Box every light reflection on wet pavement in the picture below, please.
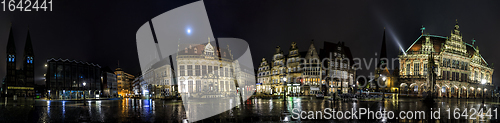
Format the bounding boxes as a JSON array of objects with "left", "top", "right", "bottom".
[{"left": 0, "top": 96, "right": 499, "bottom": 122}]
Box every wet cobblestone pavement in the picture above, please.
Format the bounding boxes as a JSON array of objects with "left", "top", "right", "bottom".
[{"left": 0, "top": 96, "right": 499, "bottom": 122}]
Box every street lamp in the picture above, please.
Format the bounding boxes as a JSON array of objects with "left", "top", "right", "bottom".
[
  {"left": 282, "top": 77, "right": 288, "bottom": 114},
  {"left": 83, "top": 82, "right": 87, "bottom": 100},
  {"left": 382, "top": 76, "right": 386, "bottom": 101},
  {"left": 482, "top": 79, "right": 486, "bottom": 104}
]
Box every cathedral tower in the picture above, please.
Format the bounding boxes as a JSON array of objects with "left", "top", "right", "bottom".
[
  {"left": 5, "top": 26, "right": 16, "bottom": 87},
  {"left": 23, "top": 30, "right": 35, "bottom": 86}
]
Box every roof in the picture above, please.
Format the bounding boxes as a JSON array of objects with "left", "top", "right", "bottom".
[
  {"left": 178, "top": 43, "right": 233, "bottom": 59},
  {"left": 319, "top": 41, "right": 355, "bottom": 65},
  {"left": 405, "top": 34, "right": 447, "bottom": 53},
  {"left": 46, "top": 58, "right": 101, "bottom": 68},
  {"left": 405, "top": 34, "right": 489, "bottom": 65},
  {"left": 465, "top": 43, "right": 488, "bottom": 65}
]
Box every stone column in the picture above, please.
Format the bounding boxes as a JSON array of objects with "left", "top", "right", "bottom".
[
  {"left": 465, "top": 88, "right": 469, "bottom": 98},
  {"left": 458, "top": 88, "right": 461, "bottom": 98}
]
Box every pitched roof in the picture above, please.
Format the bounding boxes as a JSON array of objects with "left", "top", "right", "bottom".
[
  {"left": 405, "top": 34, "right": 447, "bottom": 53},
  {"left": 178, "top": 43, "right": 233, "bottom": 59}
]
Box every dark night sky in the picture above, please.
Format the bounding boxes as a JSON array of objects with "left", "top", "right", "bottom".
[{"left": 0, "top": 0, "right": 499, "bottom": 86}]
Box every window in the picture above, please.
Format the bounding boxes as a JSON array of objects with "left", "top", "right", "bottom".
[
  {"left": 214, "top": 66, "right": 218, "bottom": 76},
  {"left": 188, "top": 80, "right": 193, "bottom": 93},
  {"left": 196, "top": 80, "right": 201, "bottom": 92},
  {"left": 194, "top": 48, "right": 198, "bottom": 53},
  {"left": 179, "top": 65, "right": 185, "bottom": 76},
  {"left": 406, "top": 64, "right": 411, "bottom": 75},
  {"left": 185, "top": 47, "right": 188, "bottom": 53},
  {"left": 442, "top": 71, "right": 447, "bottom": 80},
  {"left": 187, "top": 65, "right": 193, "bottom": 76},
  {"left": 423, "top": 63, "right": 428, "bottom": 75},
  {"left": 474, "top": 71, "right": 478, "bottom": 80},
  {"left": 202, "top": 65, "right": 207, "bottom": 76},
  {"left": 195, "top": 65, "right": 200, "bottom": 76}
]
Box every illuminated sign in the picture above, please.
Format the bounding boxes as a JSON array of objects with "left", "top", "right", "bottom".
[{"left": 7, "top": 87, "right": 34, "bottom": 90}]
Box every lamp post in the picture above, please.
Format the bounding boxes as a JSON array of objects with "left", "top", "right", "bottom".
[
  {"left": 83, "top": 82, "right": 87, "bottom": 100},
  {"left": 381, "top": 76, "right": 386, "bottom": 101},
  {"left": 283, "top": 77, "right": 288, "bottom": 113},
  {"left": 283, "top": 77, "right": 287, "bottom": 100},
  {"left": 482, "top": 79, "right": 486, "bottom": 104}
]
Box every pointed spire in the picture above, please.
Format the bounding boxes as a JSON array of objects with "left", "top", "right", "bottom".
[
  {"left": 380, "top": 28, "right": 387, "bottom": 59},
  {"left": 24, "top": 29, "right": 34, "bottom": 56},
  {"left": 7, "top": 26, "right": 16, "bottom": 54}
]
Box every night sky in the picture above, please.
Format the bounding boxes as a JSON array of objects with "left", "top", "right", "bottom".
[{"left": 0, "top": 0, "right": 499, "bottom": 86}]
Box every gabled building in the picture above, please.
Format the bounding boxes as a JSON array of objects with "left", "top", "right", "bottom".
[
  {"left": 270, "top": 46, "right": 286, "bottom": 95},
  {"left": 399, "top": 20, "right": 494, "bottom": 98},
  {"left": 257, "top": 58, "right": 270, "bottom": 94},
  {"left": 285, "top": 42, "right": 302, "bottom": 95},
  {"left": 319, "top": 41, "right": 356, "bottom": 94},
  {"left": 301, "top": 41, "right": 322, "bottom": 95}
]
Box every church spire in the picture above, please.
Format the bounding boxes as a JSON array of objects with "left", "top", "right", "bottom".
[
  {"left": 7, "top": 26, "right": 16, "bottom": 54},
  {"left": 24, "top": 30, "right": 34, "bottom": 56},
  {"left": 380, "top": 28, "right": 387, "bottom": 59}
]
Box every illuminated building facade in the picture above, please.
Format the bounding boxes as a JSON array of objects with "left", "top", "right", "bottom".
[
  {"left": 257, "top": 41, "right": 356, "bottom": 96},
  {"left": 257, "top": 58, "right": 271, "bottom": 94},
  {"left": 115, "top": 67, "right": 135, "bottom": 97},
  {"left": 270, "top": 46, "right": 286, "bottom": 95},
  {"left": 301, "top": 41, "right": 322, "bottom": 95},
  {"left": 3, "top": 27, "right": 35, "bottom": 97},
  {"left": 285, "top": 42, "right": 302, "bottom": 95},
  {"left": 136, "top": 60, "right": 174, "bottom": 99},
  {"left": 176, "top": 38, "right": 238, "bottom": 98},
  {"left": 320, "top": 41, "right": 355, "bottom": 94},
  {"left": 45, "top": 58, "right": 101, "bottom": 99},
  {"left": 399, "top": 21, "right": 494, "bottom": 98}
]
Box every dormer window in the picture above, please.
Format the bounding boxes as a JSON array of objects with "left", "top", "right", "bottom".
[
  {"left": 185, "top": 47, "right": 188, "bottom": 53},
  {"left": 194, "top": 48, "right": 198, "bottom": 54}
]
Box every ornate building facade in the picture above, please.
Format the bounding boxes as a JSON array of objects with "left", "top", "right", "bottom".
[
  {"left": 256, "top": 41, "right": 356, "bottom": 96},
  {"left": 3, "top": 27, "right": 35, "bottom": 97},
  {"left": 257, "top": 58, "right": 270, "bottom": 94},
  {"left": 270, "top": 46, "right": 286, "bottom": 95},
  {"left": 286, "top": 42, "right": 302, "bottom": 95},
  {"left": 399, "top": 21, "right": 494, "bottom": 98},
  {"left": 176, "top": 38, "right": 238, "bottom": 98},
  {"left": 320, "top": 41, "right": 356, "bottom": 94}
]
